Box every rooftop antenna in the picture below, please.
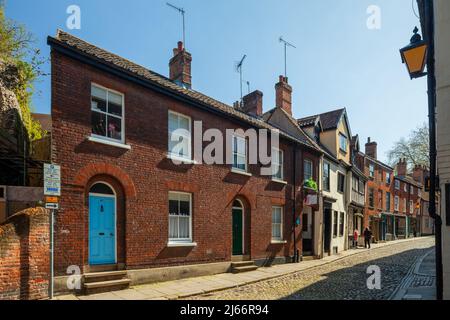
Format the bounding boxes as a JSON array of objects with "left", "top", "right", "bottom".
[
  {"left": 246, "top": 81, "right": 250, "bottom": 94},
  {"left": 279, "top": 36, "right": 296, "bottom": 78},
  {"left": 167, "top": 2, "right": 186, "bottom": 48},
  {"left": 235, "top": 54, "right": 247, "bottom": 106}
]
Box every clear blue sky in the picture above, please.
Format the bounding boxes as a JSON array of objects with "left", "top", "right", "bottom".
[{"left": 5, "top": 0, "right": 428, "bottom": 163}]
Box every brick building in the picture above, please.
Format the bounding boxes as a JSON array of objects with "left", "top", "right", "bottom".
[
  {"left": 47, "top": 31, "right": 323, "bottom": 293},
  {"left": 356, "top": 138, "right": 395, "bottom": 242}
]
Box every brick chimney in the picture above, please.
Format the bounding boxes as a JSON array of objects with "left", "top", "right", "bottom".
[
  {"left": 275, "top": 75, "right": 292, "bottom": 115},
  {"left": 365, "top": 137, "right": 378, "bottom": 159},
  {"left": 169, "top": 41, "right": 192, "bottom": 89},
  {"left": 242, "top": 90, "right": 263, "bottom": 116},
  {"left": 397, "top": 158, "right": 408, "bottom": 176},
  {"left": 413, "top": 164, "right": 429, "bottom": 184}
]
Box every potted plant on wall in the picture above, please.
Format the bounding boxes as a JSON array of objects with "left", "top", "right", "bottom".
[
  {"left": 303, "top": 178, "right": 319, "bottom": 208},
  {"left": 303, "top": 178, "right": 318, "bottom": 193}
]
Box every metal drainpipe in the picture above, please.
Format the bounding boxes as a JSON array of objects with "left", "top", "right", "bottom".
[
  {"left": 292, "top": 145, "right": 297, "bottom": 263},
  {"left": 424, "top": 0, "right": 443, "bottom": 301}
]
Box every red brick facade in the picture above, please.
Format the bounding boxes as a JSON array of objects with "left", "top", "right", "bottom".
[
  {"left": 50, "top": 46, "right": 321, "bottom": 276},
  {"left": 0, "top": 207, "right": 49, "bottom": 300}
]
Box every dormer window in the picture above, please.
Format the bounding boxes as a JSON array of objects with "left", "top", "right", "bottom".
[{"left": 339, "top": 133, "right": 348, "bottom": 153}]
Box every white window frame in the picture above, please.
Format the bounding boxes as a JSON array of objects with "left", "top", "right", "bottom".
[
  {"left": 410, "top": 186, "right": 414, "bottom": 195},
  {"left": 168, "top": 191, "right": 193, "bottom": 244},
  {"left": 386, "top": 172, "right": 391, "bottom": 184},
  {"left": 271, "top": 206, "right": 284, "bottom": 241},
  {"left": 339, "top": 133, "right": 348, "bottom": 152},
  {"left": 304, "top": 159, "right": 313, "bottom": 181},
  {"left": 90, "top": 83, "right": 125, "bottom": 144},
  {"left": 337, "top": 171, "right": 345, "bottom": 193},
  {"left": 168, "top": 110, "right": 192, "bottom": 161},
  {"left": 271, "top": 147, "right": 284, "bottom": 181},
  {"left": 232, "top": 134, "right": 248, "bottom": 173},
  {"left": 394, "top": 196, "right": 399, "bottom": 211},
  {"left": 403, "top": 198, "right": 407, "bottom": 213},
  {"left": 323, "top": 162, "right": 331, "bottom": 191},
  {"left": 395, "top": 180, "right": 400, "bottom": 190},
  {"left": 410, "top": 200, "right": 414, "bottom": 214}
]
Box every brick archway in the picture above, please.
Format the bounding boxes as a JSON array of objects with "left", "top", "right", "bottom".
[{"left": 74, "top": 163, "right": 137, "bottom": 199}]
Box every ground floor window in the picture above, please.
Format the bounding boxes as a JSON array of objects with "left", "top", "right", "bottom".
[
  {"left": 333, "top": 211, "right": 338, "bottom": 238},
  {"left": 272, "top": 206, "right": 283, "bottom": 241},
  {"left": 339, "top": 212, "right": 345, "bottom": 237},
  {"left": 168, "top": 192, "right": 192, "bottom": 242}
]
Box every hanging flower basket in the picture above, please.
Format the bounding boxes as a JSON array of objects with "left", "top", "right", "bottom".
[{"left": 303, "top": 178, "right": 318, "bottom": 193}]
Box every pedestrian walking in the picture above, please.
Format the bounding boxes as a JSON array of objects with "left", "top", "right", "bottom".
[
  {"left": 353, "top": 229, "right": 359, "bottom": 248},
  {"left": 364, "top": 227, "right": 372, "bottom": 249}
]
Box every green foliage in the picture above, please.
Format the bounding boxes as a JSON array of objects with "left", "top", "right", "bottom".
[
  {"left": 0, "top": 2, "right": 46, "bottom": 141},
  {"left": 303, "top": 178, "right": 318, "bottom": 192}
]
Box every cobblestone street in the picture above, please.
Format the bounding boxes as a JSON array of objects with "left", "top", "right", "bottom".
[{"left": 188, "top": 237, "right": 435, "bottom": 300}]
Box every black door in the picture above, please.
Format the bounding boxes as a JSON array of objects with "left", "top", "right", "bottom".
[{"left": 324, "top": 207, "right": 332, "bottom": 253}]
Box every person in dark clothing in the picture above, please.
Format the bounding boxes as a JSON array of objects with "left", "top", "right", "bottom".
[{"left": 364, "top": 227, "right": 373, "bottom": 249}]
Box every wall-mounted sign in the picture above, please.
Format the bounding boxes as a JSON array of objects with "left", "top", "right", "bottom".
[{"left": 44, "top": 164, "right": 61, "bottom": 196}]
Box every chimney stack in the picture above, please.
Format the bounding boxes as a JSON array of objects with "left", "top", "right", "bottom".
[
  {"left": 275, "top": 75, "right": 292, "bottom": 115},
  {"left": 365, "top": 137, "right": 378, "bottom": 160},
  {"left": 397, "top": 158, "right": 408, "bottom": 176},
  {"left": 242, "top": 90, "right": 263, "bottom": 116},
  {"left": 169, "top": 41, "right": 192, "bottom": 89},
  {"left": 413, "top": 164, "right": 429, "bottom": 184}
]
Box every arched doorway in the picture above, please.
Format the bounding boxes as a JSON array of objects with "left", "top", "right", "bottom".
[
  {"left": 232, "top": 199, "right": 244, "bottom": 256},
  {"left": 89, "top": 182, "right": 116, "bottom": 265}
]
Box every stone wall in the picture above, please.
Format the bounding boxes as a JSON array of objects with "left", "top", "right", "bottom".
[{"left": 0, "top": 207, "right": 49, "bottom": 300}]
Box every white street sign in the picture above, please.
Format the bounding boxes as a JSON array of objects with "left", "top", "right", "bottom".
[
  {"left": 44, "top": 164, "right": 61, "bottom": 196},
  {"left": 45, "top": 203, "right": 59, "bottom": 210}
]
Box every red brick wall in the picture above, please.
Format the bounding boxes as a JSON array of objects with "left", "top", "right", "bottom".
[
  {"left": 0, "top": 207, "right": 49, "bottom": 300},
  {"left": 51, "top": 51, "right": 321, "bottom": 275}
]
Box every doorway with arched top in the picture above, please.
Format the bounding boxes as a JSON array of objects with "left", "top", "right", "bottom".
[
  {"left": 88, "top": 182, "right": 117, "bottom": 265},
  {"left": 232, "top": 199, "right": 245, "bottom": 257}
]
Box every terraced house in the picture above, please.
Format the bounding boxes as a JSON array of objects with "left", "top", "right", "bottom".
[
  {"left": 299, "top": 108, "right": 354, "bottom": 255},
  {"left": 47, "top": 30, "right": 323, "bottom": 294}
]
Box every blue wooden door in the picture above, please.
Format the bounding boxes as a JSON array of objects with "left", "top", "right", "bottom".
[{"left": 89, "top": 196, "right": 116, "bottom": 265}]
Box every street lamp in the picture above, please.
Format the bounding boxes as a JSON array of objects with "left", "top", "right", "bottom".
[
  {"left": 400, "top": 0, "right": 443, "bottom": 301},
  {"left": 400, "top": 27, "right": 427, "bottom": 79}
]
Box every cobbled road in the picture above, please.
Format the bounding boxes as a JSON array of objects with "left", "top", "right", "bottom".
[{"left": 187, "top": 237, "right": 435, "bottom": 300}]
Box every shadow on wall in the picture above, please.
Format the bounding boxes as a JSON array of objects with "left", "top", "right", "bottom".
[{"left": 278, "top": 246, "right": 434, "bottom": 300}]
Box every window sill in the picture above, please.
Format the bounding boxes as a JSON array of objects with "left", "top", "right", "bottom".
[
  {"left": 87, "top": 136, "right": 131, "bottom": 150},
  {"left": 167, "top": 154, "right": 198, "bottom": 165},
  {"left": 167, "top": 242, "right": 197, "bottom": 248},
  {"left": 231, "top": 168, "right": 252, "bottom": 177},
  {"left": 271, "top": 179, "right": 288, "bottom": 185},
  {"left": 271, "top": 240, "right": 287, "bottom": 244}
]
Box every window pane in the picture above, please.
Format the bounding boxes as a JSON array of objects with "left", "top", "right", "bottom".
[
  {"left": 169, "top": 216, "right": 178, "bottom": 238},
  {"left": 169, "top": 113, "right": 178, "bottom": 132},
  {"left": 92, "top": 86, "right": 107, "bottom": 112},
  {"left": 179, "top": 116, "right": 190, "bottom": 131},
  {"left": 92, "top": 111, "right": 106, "bottom": 136},
  {"left": 179, "top": 217, "right": 190, "bottom": 238},
  {"left": 237, "top": 138, "right": 246, "bottom": 155},
  {"left": 272, "top": 224, "right": 281, "bottom": 238},
  {"left": 107, "top": 116, "right": 122, "bottom": 140},
  {"left": 179, "top": 200, "right": 190, "bottom": 216},
  {"left": 108, "top": 92, "right": 123, "bottom": 117},
  {"left": 169, "top": 199, "right": 178, "bottom": 215}
]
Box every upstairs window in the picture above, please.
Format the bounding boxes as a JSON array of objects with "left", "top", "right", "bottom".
[
  {"left": 369, "top": 188, "right": 375, "bottom": 208},
  {"left": 394, "top": 196, "right": 399, "bottom": 211},
  {"left": 91, "top": 84, "right": 124, "bottom": 142},
  {"left": 304, "top": 159, "right": 313, "bottom": 181},
  {"left": 232, "top": 135, "right": 247, "bottom": 172},
  {"left": 410, "top": 200, "right": 414, "bottom": 214},
  {"left": 168, "top": 111, "right": 192, "bottom": 160},
  {"left": 369, "top": 164, "right": 375, "bottom": 178},
  {"left": 410, "top": 186, "right": 414, "bottom": 195},
  {"left": 378, "top": 190, "right": 383, "bottom": 209},
  {"left": 272, "top": 148, "right": 284, "bottom": 181},
  {"left": 403, "top": 198, "right": 407, "bottom": 213},
  {"left": 337, "top": 172, "right": 345, "bottom": 193},
  {"left": 339, "top": 133, "right": 348, "bottom": 153},
  {"left": 386, "top": 172, "right": 391, "bottom": 184},
  {"left": 395, "top": 180, "right": 400, "bottom": 190},
  {"left": 386, "top": 192, "right": 391, "bottom": 211},
  {"left": 323, "top": 162, "right": 331, "bottom": 191}
]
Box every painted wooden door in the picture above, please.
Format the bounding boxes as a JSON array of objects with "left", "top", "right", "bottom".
[
  {"left": 232, "top": 209, "right": 243, "bottom": 255},
  {"left": 89, "top": 196, "right": 116, "bottom": 265}
]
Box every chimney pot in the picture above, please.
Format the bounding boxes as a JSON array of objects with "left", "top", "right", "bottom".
[
  {"left": 178, "top": 41, "right": 184, "bottom": 51},
  {"left": 365, "top": 138, "right": 378, "bottom": 160}
]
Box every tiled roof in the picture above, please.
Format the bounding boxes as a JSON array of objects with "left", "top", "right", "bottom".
[
  {"left": 395, "top": 175, "right": 422, "bottom": 188},
  {"left": 297, "top": 108, "right": 345, "bottom": 131},
  {"left": 49, "top": 30, "right": 320, "bottom": 152}
]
